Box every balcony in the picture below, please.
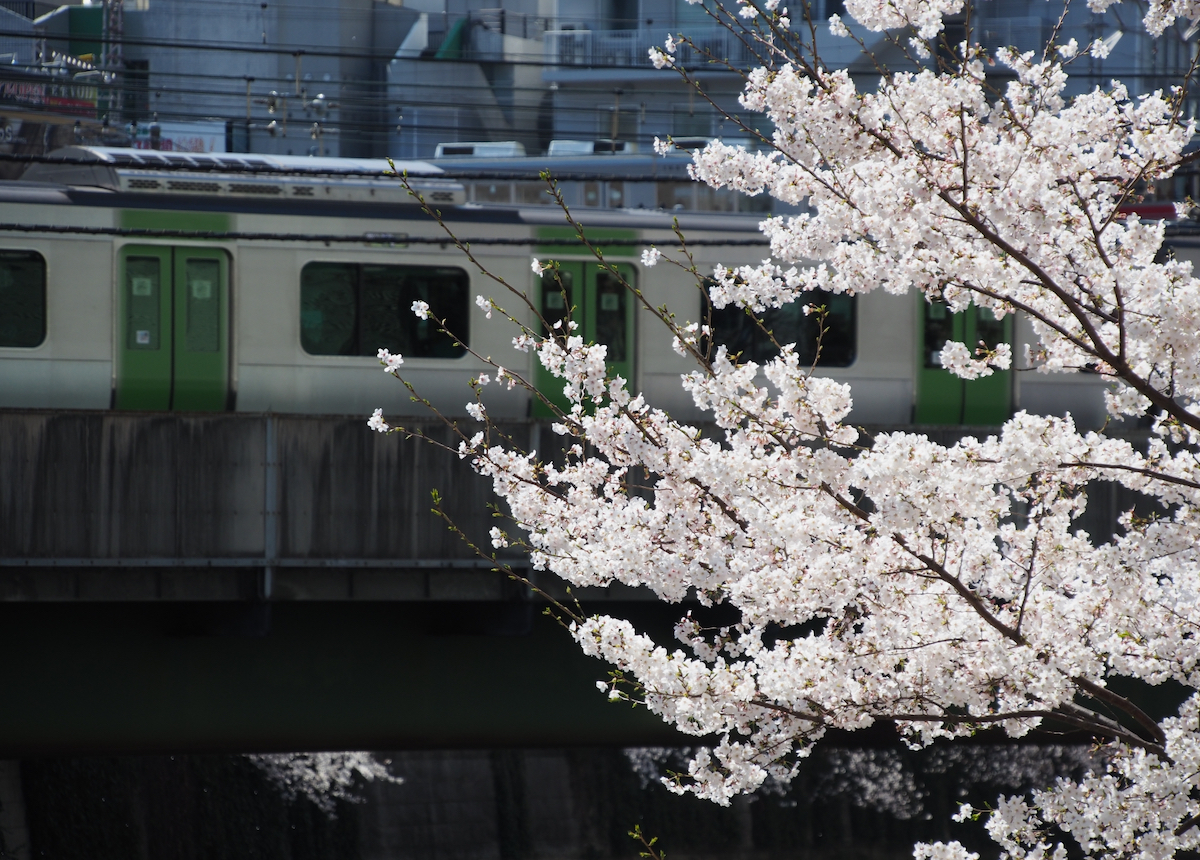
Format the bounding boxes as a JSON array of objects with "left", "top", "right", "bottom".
[{"left": 544, "top": 23, "right": 880, "bottom": 75}]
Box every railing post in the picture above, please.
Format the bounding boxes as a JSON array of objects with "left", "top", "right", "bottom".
[{"left": 262, "top": 413, "right": 279, "bottom": 600}]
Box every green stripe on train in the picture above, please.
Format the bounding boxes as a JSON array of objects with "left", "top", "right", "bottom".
[
  {"left": 536, "top": 226, "right": 637, "bottom": 258},
  {"left": 120, "top": 210, "right": 233, "bottom": 235}
]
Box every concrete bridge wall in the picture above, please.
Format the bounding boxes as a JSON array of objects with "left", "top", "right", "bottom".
[{"left": 0, "top": 410, "right": 1144, "bottom": 753}]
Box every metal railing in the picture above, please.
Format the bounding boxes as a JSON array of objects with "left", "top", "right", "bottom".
[{"left": 544, "top": 26, "right": 756, "bottom": 69}]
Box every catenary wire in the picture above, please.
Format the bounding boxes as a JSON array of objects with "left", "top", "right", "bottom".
[
  {"left": 4, "top": 26, "right": 1183, "bottom": 76},
  {"left": 1, "top": 27, "right": 729, "bottom": 71}
]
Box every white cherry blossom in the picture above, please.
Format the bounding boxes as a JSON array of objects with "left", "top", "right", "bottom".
[
  {"left": 376, "top": 348, "right": 403, "bottom": 376},
  {"left": 367, "top": 407, "right": 389, "bottom": 433}
]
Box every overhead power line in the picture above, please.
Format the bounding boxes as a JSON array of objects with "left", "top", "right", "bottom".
[
  {"left": 0, "top": 24, "right": 1183, "bottom": 77},
  {"left": 0, "top": 152, "right": 708, "bottom": 182},
  {"left": 0, "top": 27, "right": 681, "bottom": 72},
  {"left": 17, "top": 22, "right": 1182, "bottom": 77},
  {"left": 98, "top": 65, "right": 697, "bottom": 98}
]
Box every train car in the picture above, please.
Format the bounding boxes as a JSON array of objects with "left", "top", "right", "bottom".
[{"left": 0, "top": 146, "right": 1110, "bottom": 428}]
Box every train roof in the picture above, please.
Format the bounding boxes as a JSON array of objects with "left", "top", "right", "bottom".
[
  {"left": 1, "top": 146, "right": 771, "bottom": 237},
  {"left": 28, "top": 146, "right": 443, "bottom": 176},
  {"left": 427, "top": 151, "right": 698, "bottom": 180},
  {"left": 19, "top": 146, "right": 463, "bottom": 207}
]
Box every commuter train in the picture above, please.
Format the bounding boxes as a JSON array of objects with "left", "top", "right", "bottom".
[{"left": 0, "top": 146, "right": 1118, "bottom": 427}]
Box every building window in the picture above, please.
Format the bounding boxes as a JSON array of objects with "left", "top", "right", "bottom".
[
  {"left": 300, "top": 262, "right": 468, "bottom": 357},
  {"left": 516, "top": 183, "right": 554, "bottom": 205},
  {"left": 596, "top": 107, "right": 639, "bottom": 144},
  {"left": 675, "top": 0, "right": 713, "bottom": 25},
  {"left": 603, "top": 0, "right": 638, "bottom": 29},
  {"left": 0, "top": 250, "right": 46, "bottom": 348},
  {"left": 710, "top": 291, "right": 856, "bottom": 367},
  {"left": 672, "top": 106, "right": 712, "bottom": 139},
  {"left": 123, "top": 59, "right": 150, "bottom": 122},
  {"left": 473, "top": 182, "right": 512, "bottom": 204}
]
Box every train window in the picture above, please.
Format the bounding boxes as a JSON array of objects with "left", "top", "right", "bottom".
[
  {"left": 185, "top": 258, "right": 221, "bottom": 353},
  {"left": 738, "top": 193, "right": 773, "bottom": 214},
  {"left": 696, "top": 184, "right": 737, "bottom": 213},
  {"left": 516, "top": 183, "right": 553, "bottom": 205},
  {"left": 924, "top": 301, "right": 1007, "bottom": 367},
  {"left": 0, "top": 250, "right": 46, "bottom": 348},
  {"left": 657, "top": 182, "right": 692, "bottom": 210},
  {"left": 474, "top": 182, "right": 512, "bottom": 204},
  {"left": 595, "top": 269, "right": 628, "bottom": 362},
  {"left": 923, "top": 300, "right": 953, "bottom": 367},
  {"left": 300, "top": 262, "right": 468, "bottom": 358},
  {"left": 541, "top": 267, "right": 573, "bottom": 336},
  {"left": 710, "top": 291, "right": 856, "bottom": 367},
  {"left": 125, "top": 256, "right": 162, "bottom": 351}
]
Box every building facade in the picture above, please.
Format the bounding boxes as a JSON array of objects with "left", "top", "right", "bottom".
[{"left": 0, "top": 0, "right": 1187, "bottom": 161}]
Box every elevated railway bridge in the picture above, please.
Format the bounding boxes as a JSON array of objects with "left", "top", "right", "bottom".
[{"left": 0, "top": 410, "right": 1137, "bottom": 755}]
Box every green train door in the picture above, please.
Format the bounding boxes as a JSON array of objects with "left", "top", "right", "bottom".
[
  {"left": 116, "top": 245, "right": 231, "bottom": 411},
  {"left": 533, "top": 261, "right": 635, "bottom": 418},
  {"left": 915, "top": 299, "right": 1013, "bottom": 424}
]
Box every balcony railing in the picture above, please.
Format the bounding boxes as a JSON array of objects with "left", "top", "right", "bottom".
[
  {"left": 544, "top": 26, "right": 757, "bottom": 70},
  {"left": 544, "top": 23, "right": 885, "bottom": 71}
]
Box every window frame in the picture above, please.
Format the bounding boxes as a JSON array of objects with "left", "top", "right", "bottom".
[
  {"left": 707, "top": 289, "right": 857, "bottom": 368},
  {"left": 299, "top": 259, "right": 471, "bottom": 360},
  {"left": 0, "top": 249, "right": 47, "bottom": 350}
]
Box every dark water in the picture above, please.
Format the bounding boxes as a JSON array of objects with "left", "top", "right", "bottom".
[{"left": 10, "top": 744, "right": 1096, "bottom": 860}]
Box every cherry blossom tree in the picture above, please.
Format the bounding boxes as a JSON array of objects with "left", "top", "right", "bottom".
[{"left": 373, "top": 0, "right": 1200, "bottom": 856}]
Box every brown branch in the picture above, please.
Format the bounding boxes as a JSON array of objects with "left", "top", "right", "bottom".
[
  {"left": 1071, "top": 675, "right": 1167, "bottom": 747},
  {"left": 1062, "top": 461, "right": 1200, "bottom": 494},
  {"left": 816, "top": 480, "right": 1025, "bottom": 645}
]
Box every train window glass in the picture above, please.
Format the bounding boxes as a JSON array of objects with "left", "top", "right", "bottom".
[
  {"left": 541, "top": 268, "right": 574, "bottom": 339},
  {"left": 125, "top": 255, "right": 161, "bottom": 351},
  {"left": 738, "top": 193, "right": 773, "bottom": 214},
  {"left": 0, "top": 251, "right": 45, "bottom": 348},
  {"left": 301, "top": 263, "right": 356, "bottom": 355},
  {"left": 594, "top": 269, "right": 628, "bottom": 362},
  {"left": 185, "top": 258, "right": 221, "bottom": 352},
  {"left": 583, "top": 182, "right": 601, "bottom": 207},
  {"left": 516, "top": 183, "right": 553, "bottom": 205},
  {"left": 697, "top": 185, "right": 736, "bottom": 213},
  {"left": 607, "top": 182, "right": 625, "bottom": 208},
  {"left": 474, "top": 182, "right": 512, "bottom": 204},
  {"left": 301, "top": 262, "right": 469, "bottom": 358},
  {"left": 362, "top": 266, "right": 469, "bottom": 358},
  {"left": 657, "top": 182, "right": 693, "bottom": 211},
  {"left": 923, "top": 300, "right": 953, "bottom": 367},
  {"left": 711, "top": 291, "right": 856, "bottom": 367},
  {"left": 975, "top": 306, "right": 1005, "bottom": 351}
]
